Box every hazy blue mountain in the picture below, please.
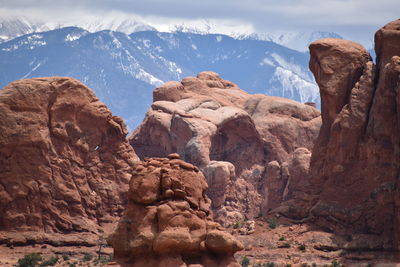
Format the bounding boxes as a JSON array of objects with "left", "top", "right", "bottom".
[{"left": 0, "top": 26, "right": 319, "bottom": 130}]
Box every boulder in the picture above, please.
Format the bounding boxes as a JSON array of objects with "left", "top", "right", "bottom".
[{"left": 108, "top": 154, "right": 243, "bottom": 267}]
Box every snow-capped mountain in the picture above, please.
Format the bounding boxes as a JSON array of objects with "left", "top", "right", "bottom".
[
  {"left": 0, "top": 26, "right": 319, "bottom": 130},
  {"left": 0, "top": 16, "right": 346, "bottom": 52},
  {"left": 69, "top": 17, "right": 156, "bottom": 35},
  {"left": 235, "top": 31, "right": 344, "bottom": 52},
  {"left": 0, "top": 17, "right": 51, "bottom": 42},
  {"left": 0, "top": 17, "right": 155, "bottom": 43}
]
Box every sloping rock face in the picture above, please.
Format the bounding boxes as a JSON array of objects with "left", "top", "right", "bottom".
[
  {"left": 285, "top": 19, "right": 400, "bottom": 250},
  {"left": 108, "top": 154, "right": 243, "bottom": 267},
  {"left": 130, "top": 72, "right": 321, "bottom": 224},
  {"left": 0, "top": 77, "right": 138, "bottom": 243}
]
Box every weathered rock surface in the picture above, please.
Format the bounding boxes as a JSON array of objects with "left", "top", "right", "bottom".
[
  {"left": 130, "top": 72, "right": 321, "bottom": 224},
  {"left": 0, "top": 77, "right": 138, "bottom": 244},
  {"left": 108, "top": 154, "right": 243, "bottom": 267},
  {"left": 283, "top": 19, "right": 400, "bottom": 250}
]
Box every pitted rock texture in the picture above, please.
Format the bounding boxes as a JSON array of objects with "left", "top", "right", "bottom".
[
  {"left": 0, "top": 77, "right": 138, "bottom": 243},
  {"left": 283, "top": 19, "right": 400, "bottom": 250},
  {"left": 108, "top": 154, "right": 243, "bottom": 267},
  {"left": 130, "top": 71, "right": 321, "bottom": 224}
]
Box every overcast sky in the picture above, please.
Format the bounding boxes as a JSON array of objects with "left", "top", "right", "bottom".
[{"left": 1, "top": 0, "right": 399, "bottom": 47}]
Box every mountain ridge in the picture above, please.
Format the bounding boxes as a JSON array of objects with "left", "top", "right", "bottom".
[{"left": 0, "top": 25, "right": 320, "bottom": 130}]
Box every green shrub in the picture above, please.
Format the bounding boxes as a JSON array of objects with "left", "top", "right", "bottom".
[
  {"left": 298, "top": 243, "right": 306, "bottom": 251},
  {"left": 82, "top": 253, "right": 93, "bottom": 262},
  {"left": 240, "top": 256, "right": 250, "bottom": 267},
  {"left": 265, "top": 263, "right": 275, "bottom": 267},
  {"left": 279, "top": 242, "right": 291, "bottom": 248},
  {"left": 40, "top": 256, "right": 59, "bottom": 266},
  {"left": 267, "top": 218, "right": 278, "bottom": 229},
  {"left": 61, "top": 252, "right": 71, "bottom": 261},
  {"left": 93, "top": 255, "right": 112, "bottom": 265},
  {"left": 279, "top": 236, "right": 285, "bottom": 241},
  {"left": 233, "top": 222, "right": 240, "bottom": 229},
  {"left": 331, "top": 260, "right": 341, "bottom": 267},
  {"left": 285, "top": 264, "right": 292, "bottom": 267},
  {"left": 18, "top": 253, "right": 43, "bottom": 267}
]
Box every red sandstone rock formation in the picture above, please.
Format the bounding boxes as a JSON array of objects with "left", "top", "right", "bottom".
[
  {"left": 108, "top": 154, "right": 243, "bottom": 267},
  {"left": 0, "top": 77, "right": 138, "bottom": 244},
  {"left": 281, "top": 19, "right": 400, "bottom": 250},
  {"left": 130, "top": 72, "right": 321, "bottom": 224}
]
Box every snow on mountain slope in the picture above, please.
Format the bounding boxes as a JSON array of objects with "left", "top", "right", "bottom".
[
  {"left": 262, "top": 52, "right": 319, "bottom": 103},
  {"left": 0, "top": 27, "right": 320, "bottom": 130},
  {"left": 235, "top": 31, "right": 344, "bottom": 52},
  {"left": 0, "top": 17, "right": 155, "bottom": 43},
  {"left": 0, "top": 17, "right": 52, "bottom": 42},
  {"left": 71, "top": 17, "right": 156, "bottom": 34}
]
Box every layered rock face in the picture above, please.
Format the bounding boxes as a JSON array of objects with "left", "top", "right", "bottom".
[
  {"left": 108, "top": 154, "right": 243, "bottom": 267},
  {"left": 285, "top": 19, "right": 400, "bottom": 249},
  {"left": 130, "top": 72, "right": 321, "bottom": 223},
  {"left": 0, "top": 77, "right": 138, "bottom": 242}
]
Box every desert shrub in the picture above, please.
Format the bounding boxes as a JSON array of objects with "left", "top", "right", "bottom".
[
  {"left": 61, "top": 252, "right": 71, "bottom": 261},
  {"left": 93, "top": 255, "right": 112, "bottom": 266},
  {"left": 39, "top": 256, "right": 59, "bottom": 266},
  {"left": 83, "top": 252, "right": 93, "bottom": 262},
  {"left": 241, "top": 256, "right": 250, "bottom": 267},
  {"left": 279, "top": 236, "right": 285, "bottom": 241},
  {"left": 254, "top": 262, "right": 276, "bottom": 267},
  {"left": 331, "top": 260, "right": 341, "bottom": 267},
  {"left": 18, "top": 253, "right": 43, "bottom": 267},
  {"left": 298, "top": 243, "right": 306, "bottom": 251},
  {"left": 279, "top": 242, "right": 291, "bottom": 248},
  {"left": 267, "top": 218, "right": 278, "bottom": 229}
]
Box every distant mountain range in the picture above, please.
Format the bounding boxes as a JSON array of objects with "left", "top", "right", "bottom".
[
  {"left": 0, "top": 17, "right": 155, "bottom": 42},
  {"left": 0, "top": 17, "right": 344, "bottom": 51},
  {"left": 235, "top": 31, "right": 344, "bottom": 52},
  {"left": 0, "top": 17, "right": 337, "bottom": 130}
]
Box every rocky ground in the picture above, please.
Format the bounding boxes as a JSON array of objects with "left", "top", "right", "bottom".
[
  {"left": 3, "top": 219, "right": 400, "bottom": 267},
  {"left": 233, "top": 219, "right": 400, "bottom": 266},
  {"left": 0, "top": 244, "right": 115, "bottom": 267}
]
